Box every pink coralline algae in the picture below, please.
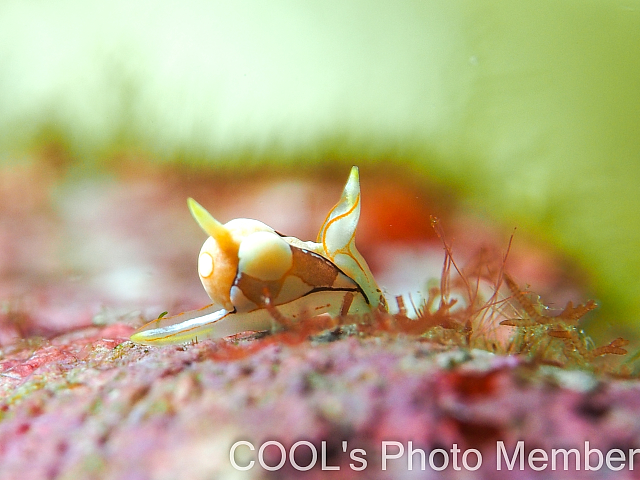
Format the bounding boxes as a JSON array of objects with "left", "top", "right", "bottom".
[{"left": 0, "top": 325, "right": 639, "bottom": 480}]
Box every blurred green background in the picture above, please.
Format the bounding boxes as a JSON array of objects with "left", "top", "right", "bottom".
[{"left": 1, "top": 0, "right": 639, "bottom": 339}]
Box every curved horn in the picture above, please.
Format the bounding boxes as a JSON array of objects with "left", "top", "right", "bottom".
[
  {"left": 316, "top": 166, "right": 385, "bottom": 309},
  {"left": 187, "top": 198, "right": 237, "bottom": 254},
  {"left": 316, "top": 165, "right": 361, "bottom": 254}
]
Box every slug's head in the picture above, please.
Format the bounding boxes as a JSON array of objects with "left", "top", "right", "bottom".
[{"left": 188, "top": 198, "right": 274, "bottom": 311}]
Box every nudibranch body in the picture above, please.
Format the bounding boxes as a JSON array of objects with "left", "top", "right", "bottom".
[{"left": 131, "top": 166, "right": 386, "bottom": 345}]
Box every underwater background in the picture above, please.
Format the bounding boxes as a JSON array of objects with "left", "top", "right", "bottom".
[{"left": 1, "top": 0, "right": 639, "bottom": 342}]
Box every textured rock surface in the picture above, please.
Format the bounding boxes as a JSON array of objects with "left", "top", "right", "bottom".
[{"left": 1, "top": 324, "right": 639, "bottom": 480}]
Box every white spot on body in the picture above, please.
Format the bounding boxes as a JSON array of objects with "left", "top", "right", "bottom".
[{"left": 198, "top": 252, "right": 214, "bottom": 277}]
